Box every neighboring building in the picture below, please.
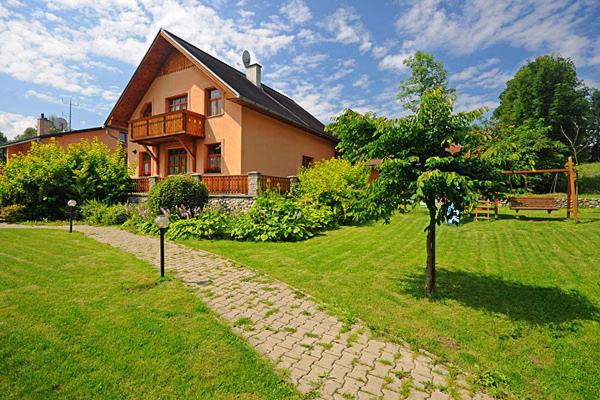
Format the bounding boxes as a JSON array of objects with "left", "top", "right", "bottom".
[
  {"left": 0, "top": 114, "right": 123, "bottom": 159},
  {"left": 105, "top": 29, "right": 336, "bottom": 187}
]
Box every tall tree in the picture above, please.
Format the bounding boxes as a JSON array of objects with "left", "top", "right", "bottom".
[
  {"left": 589, "top": 88, "right": 600, "bottom": 161},
  {"left": 330, "top": 89, "right": 501, "bottom": 295},
  {"left": 494, "top": 55, "right": 590, "bottom": 153},
  {"left": 12, "top": 127, "right": 38, "bottom": 142},
  {"left": 0, "top": 131, "right": 7, "bottom": 163},
  {"left": 397, "top": 51, "right": 455, "bottom": 112}
]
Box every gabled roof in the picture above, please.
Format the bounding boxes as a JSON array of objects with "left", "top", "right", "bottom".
[
  {"left": 0, "top": 126, "right": 104, "bottom": 149},
  {"left": 105, "top": 29, "right": 336, "bottom": 142}
]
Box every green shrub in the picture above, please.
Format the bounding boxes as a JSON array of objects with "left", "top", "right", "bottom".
[
  {"left": 295, "top": 158, "right": 370, "bottom": 223},
  {"left": 80, "top": 200, "right": 130, "bottom": 226},
  {"left": 0, "top": 204, "right": 26, "bottom": 223},
  {"left": 229, "top": 192, "right": 335, "bottom": 241},
  {"left": 0, "top": 140, "right": 131, "bottom": 220},
  {"left": 166, "top": 210, "right": 230, "bottom": 240},
  {"left": 147, "top": 176, "right": 208, "bottom": 217},
  {"left": 122, "top": 213, "right": 160, "bottom": 236}
]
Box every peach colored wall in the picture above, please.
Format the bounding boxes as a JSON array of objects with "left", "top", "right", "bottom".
[
  {"left": 240, "top": 107, "right": 336, "bottom": 176},
  {"left": 48, "top": 129, "right": 121, "bottom": 152},
  {"left": 6, "top": 141, "right": 33, "bottom": 159},
  {"left": 127, "top": 65, "right": 243, "bottom": 177},
  {"left": 5, "top": 128, "right": 121, "bottom": 160}
]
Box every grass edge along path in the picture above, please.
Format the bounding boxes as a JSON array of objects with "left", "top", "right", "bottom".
[{"left": 0, "top": 228, "right": 299, "bottom": 400}]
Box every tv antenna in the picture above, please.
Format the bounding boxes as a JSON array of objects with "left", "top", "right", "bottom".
[{"left": 62, "top": 97, "right": 79, "bottom": 131}]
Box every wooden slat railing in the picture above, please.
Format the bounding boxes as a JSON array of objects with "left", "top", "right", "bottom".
[
  {"left": 131, "top": 177, "right": 150, "bottom": 193},
  {"left": 260, "top": 175, "right": 291, "bottom": 193},
  {"left": 202, "top": 175, "right": 248, "bottom": 194},
  {"left": 130, "top": 110, "right": 205, "bottom": 142}
]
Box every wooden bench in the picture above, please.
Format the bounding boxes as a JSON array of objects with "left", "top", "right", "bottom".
[{"left": 508, "top": 197, "right": 560, "bottom": 213}]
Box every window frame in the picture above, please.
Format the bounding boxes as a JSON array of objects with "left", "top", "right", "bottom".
[
  {"left": 165, "top": 94, "right": 188, "bottom": 113},
  {"left": 141, "top": 102, "right": 153, "bottom": 118},
  {"left": 302, "top": 156, "right": 314, "bottom": 168},
  {"left": 139, "top": 152, "right": 152, "bottom": 177},
  {"left": 206, "top": 88, "right": 224, "bottom": 117},
  {"left": 205, "top": 143, "right": 222, "bottom": 173},
  {"left": 167, "top": 148, "right": 188, "bottom": 176}
]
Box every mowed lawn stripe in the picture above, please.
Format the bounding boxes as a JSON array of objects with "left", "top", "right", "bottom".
[
  {"left": 0, "top": 228, "right": 298, "bottom": 400},
  {"left": 184, "top": 208, "right": 600, "bottom": 399}
]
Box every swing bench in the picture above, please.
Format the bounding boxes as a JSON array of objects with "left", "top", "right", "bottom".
[
  {"left": 502, "top": 157, "right": 579, "bottom": 222},
  {"left": 508, "top": 197, "right": 559, "bottom": 213}
]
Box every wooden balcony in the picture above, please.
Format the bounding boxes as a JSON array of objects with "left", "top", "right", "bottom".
[{"left": 130, "top": 110, "right": 205, "bottom": 144}]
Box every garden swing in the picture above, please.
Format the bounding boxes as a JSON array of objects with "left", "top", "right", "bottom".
[{"left": 502, "top": 156, "right": 578, "bottom": 223}]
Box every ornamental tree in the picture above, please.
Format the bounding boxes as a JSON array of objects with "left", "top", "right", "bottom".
[{"left": 330, "top": 88, "right": 503, "bottom": 295}]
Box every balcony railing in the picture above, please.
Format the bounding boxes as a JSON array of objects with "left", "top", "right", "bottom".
[{"left": 130, "top": 110, "right": 205, "bottom": 143}]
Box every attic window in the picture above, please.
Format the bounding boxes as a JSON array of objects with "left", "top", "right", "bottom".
[
  {"left": 167, "top": 95, "right": 187, "bottom": 112},
  {"left": 207, "top": 88, "right": 223, "bottom": 116},
  {"left": 141, "top": 102, "right": 152, "bottom": 118}
]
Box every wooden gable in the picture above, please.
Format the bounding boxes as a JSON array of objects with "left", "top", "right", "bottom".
[{"left": 158, "top": 51, "right": 194, "bottom": 76}]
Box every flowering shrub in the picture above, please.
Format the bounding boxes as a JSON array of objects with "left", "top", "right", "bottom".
[{"left": 147, "top": 176, "right": 208, "bottom": 217}]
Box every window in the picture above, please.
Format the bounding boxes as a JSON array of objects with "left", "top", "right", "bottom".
[
  {"left": 141, "top": 102, "right": 152, "bottom": 118},
  {"left": 207, "top": 88, "right": 223, "bottom": 116},
  {"left": 118, "top": 131, "right": 127, "bottom": 145},
  {"left": 206, "top": 143, "right": 222, "bottom": 173},
  {"left": 168, "top": 149, "right": 187, "bottom": 175},
  {"left": 167, "top": 95, "right": 188, "bottom": 112},
  {"left": 302, "top": 156, "right": 314, "bottom": 168},
  {"left": 139, "top": 152, "right": 152, "bottom": 177}
]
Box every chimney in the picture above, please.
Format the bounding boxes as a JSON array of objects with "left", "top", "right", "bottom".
[
  {"left": 36, "top": 113, "right": 50, "bottom": 135},
  {"left": 246, "top": 63, "right": 262, "bottom": 87}
]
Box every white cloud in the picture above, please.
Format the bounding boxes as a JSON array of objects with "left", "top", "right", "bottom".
[
  {"left": 378, "top": 53, "right": 411, "bottom": 73},
  {"left": 280, "top": 0, "right": 312, "bottom": 25},
  {"left": 353, "top": 74, "right": 369, "bottom": 89},
  {"left": 320, "top": 8, "right": 372, "bottom": 53},
  {"left": 452, "top": 58, "right": 512, "bottom": 89},
  {"left": 0, "top": 112, "right": 37, "bottom": 139},
  {"left": 455, "top": 93, "right": 498, "bottom": 113},
  {"left": 25, "top": 90, "right": 63, "bottom": 105},
  {"left": 396, "top": 0, "right": 600, "bottom": 66}
]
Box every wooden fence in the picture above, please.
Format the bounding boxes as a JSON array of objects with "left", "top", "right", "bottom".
[
  {"left": 132, "top": 177, "right": 149, "bottom": 193},
  {"left": 202, "top": 175, "right": 248, "bottom": 194},
  {"left": 260, "top": 175, "right": 291, "bottom": 193}
]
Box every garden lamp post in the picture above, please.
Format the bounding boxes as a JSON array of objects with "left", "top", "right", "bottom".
[
  {"left": 67, "top": 200, "right": 77, "bottom": 233},
  {"left": 154, "top": 214, "right": 170, "bottom": 277}
]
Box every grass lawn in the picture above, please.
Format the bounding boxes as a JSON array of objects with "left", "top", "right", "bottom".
[
  {"left": 182, "top": 208, "right": 600, "bottom": 399},
  {"left": 579, "top": 162, "right": 600, "bottom": 194},
  {"left": 0, "top": 229, "right": 298, "bottom": 400}
]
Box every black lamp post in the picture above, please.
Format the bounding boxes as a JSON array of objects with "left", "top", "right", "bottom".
[
  {"left": 67, "top": 200, "right": 77, "bottom": 233},
  {"left": 154, "top": 214, "right": 170, "bottom": 277}
]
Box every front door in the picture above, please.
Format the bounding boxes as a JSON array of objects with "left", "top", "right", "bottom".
[{"left": 168, "top": 148, "right": 187, "bottom": 175}]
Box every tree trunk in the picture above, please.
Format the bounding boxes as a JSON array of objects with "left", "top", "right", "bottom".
[{"left": 425, "top": 205, "right": 437, "bottom": 295}]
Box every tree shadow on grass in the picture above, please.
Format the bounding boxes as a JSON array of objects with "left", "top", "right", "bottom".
[{"left": 400, "top": 269, "right": 600, "bottom": 327}]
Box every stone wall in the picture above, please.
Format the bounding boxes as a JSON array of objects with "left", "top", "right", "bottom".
[
  {"left": 553, "top": 197, "right": 600, "bottom": 208},
  {"left": 127, "top": 193, "right": 254, "bottom": 213}
]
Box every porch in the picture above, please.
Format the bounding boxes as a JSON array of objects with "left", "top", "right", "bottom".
[{"left": 131, "top": 172, "right": 295, "bottom": 197}]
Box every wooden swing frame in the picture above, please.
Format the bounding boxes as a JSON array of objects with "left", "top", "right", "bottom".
[{"left": 502, "top": 157, "right": 578, "bottom": 223}]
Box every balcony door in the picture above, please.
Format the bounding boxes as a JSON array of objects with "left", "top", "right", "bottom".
[{"left": 168, "top": 148, "right": 187, "bottom": 175}]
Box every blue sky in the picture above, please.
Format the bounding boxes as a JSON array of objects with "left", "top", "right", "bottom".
[{"left": 1, "top": 0, "right": 599, "bottom": 139}]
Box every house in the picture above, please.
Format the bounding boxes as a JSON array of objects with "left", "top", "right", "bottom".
[
  {"left": 0, "top": 114, "right": 123, "bottom": 159},
  {"left": 105, "top": 29, "right": 336, "bottom": 195}
]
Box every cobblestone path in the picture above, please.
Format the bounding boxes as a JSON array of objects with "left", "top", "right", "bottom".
[{"left": 2, "top": 224, "right": 492, "bottom": 400}]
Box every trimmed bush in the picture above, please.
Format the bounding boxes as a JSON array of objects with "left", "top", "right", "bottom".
[
  {"left": 80, "top": 200, "right": 130, "bottom": 226},
  {"left": 147, "top": 176, "right": 208, "bottom": 217},
  {"left": 295, "top": 158, "right": 370, "bottom": 223},
  {"left": 0, "top": 204, "right": 26, "bottom": 223}
]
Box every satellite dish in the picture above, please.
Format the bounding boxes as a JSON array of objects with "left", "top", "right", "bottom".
[
  {"left": 242, "top": 50, "right": 251, "bottom": 67},
  {"left": 54, "top": 117, "right": 69, "bottom": 132}
]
